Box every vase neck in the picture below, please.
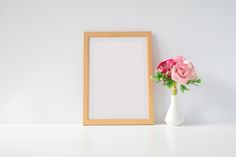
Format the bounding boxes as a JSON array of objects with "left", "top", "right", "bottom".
[{"left": 171, "top": 94, "right": 176, "bottom": 103}]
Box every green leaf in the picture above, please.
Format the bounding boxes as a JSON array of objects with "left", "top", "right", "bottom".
[
  {"left": 180, "top": 84, "right": 190, "bottom": 93},
  {"left": 151, "top": 72, "right": 176, "bottom": 89},
  {"left": 187, "top": 78, "right": 202, "bottom": 85},
  {"left": 157, "top": 72, "right": 163, "bottom": 79},
  {"left": 162, "top": 78, "right": 175, "bottom": 89},
  {"left": 150, "top": 72, "right": 164, "bottom": 82}
]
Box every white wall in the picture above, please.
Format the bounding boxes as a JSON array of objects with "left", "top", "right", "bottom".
[{"left": 0, "top": 0, "right": 235, "bottom": 123}]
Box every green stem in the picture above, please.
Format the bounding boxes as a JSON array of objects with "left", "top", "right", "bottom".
[{"left": 171, "top": 82, "right": 177, "bottom": 95}]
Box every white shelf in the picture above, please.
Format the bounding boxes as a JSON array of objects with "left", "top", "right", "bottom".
[{"left": 0, "top": 123, "right": 235, "bottom": 157}]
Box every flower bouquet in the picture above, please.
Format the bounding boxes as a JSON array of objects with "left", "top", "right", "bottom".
[{"left": 151, "top": 56, "right": 201, "bottom": 125}]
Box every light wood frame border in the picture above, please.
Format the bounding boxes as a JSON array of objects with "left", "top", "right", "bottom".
[{"left": 83, "top": 32, "right": 154, "bottom": 125}]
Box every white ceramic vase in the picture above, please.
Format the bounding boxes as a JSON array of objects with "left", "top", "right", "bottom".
[{"left": 165, "top": 95, "right": 184, "bottom": 126}]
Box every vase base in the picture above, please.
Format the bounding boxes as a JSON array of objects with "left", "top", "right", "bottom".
[{"left": 165, "top": 120, "right": 184, "bottom": 126}]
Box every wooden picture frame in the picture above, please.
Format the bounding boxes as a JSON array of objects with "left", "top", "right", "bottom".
[{"left": 83, "top": 32, "right": 154, "bottom": 125}]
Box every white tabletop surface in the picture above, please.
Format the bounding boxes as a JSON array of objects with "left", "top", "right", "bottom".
[{"left": 0, "top": 123, "right": 235, "bottom": 157}]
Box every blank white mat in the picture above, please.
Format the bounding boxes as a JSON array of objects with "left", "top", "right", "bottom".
[{"left": 89, "top": 37, "right": 148, "bottom": 119}]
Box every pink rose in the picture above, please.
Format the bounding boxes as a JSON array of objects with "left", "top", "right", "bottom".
[
  {"left": 157, "top": 59, "right": 177, "bottom": 78},
  {"left": 172, "top": 56, "right": 185, "bottom": 63},
  {"left": 171, "top": 61, "right": 197, "bottom": 84}
]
